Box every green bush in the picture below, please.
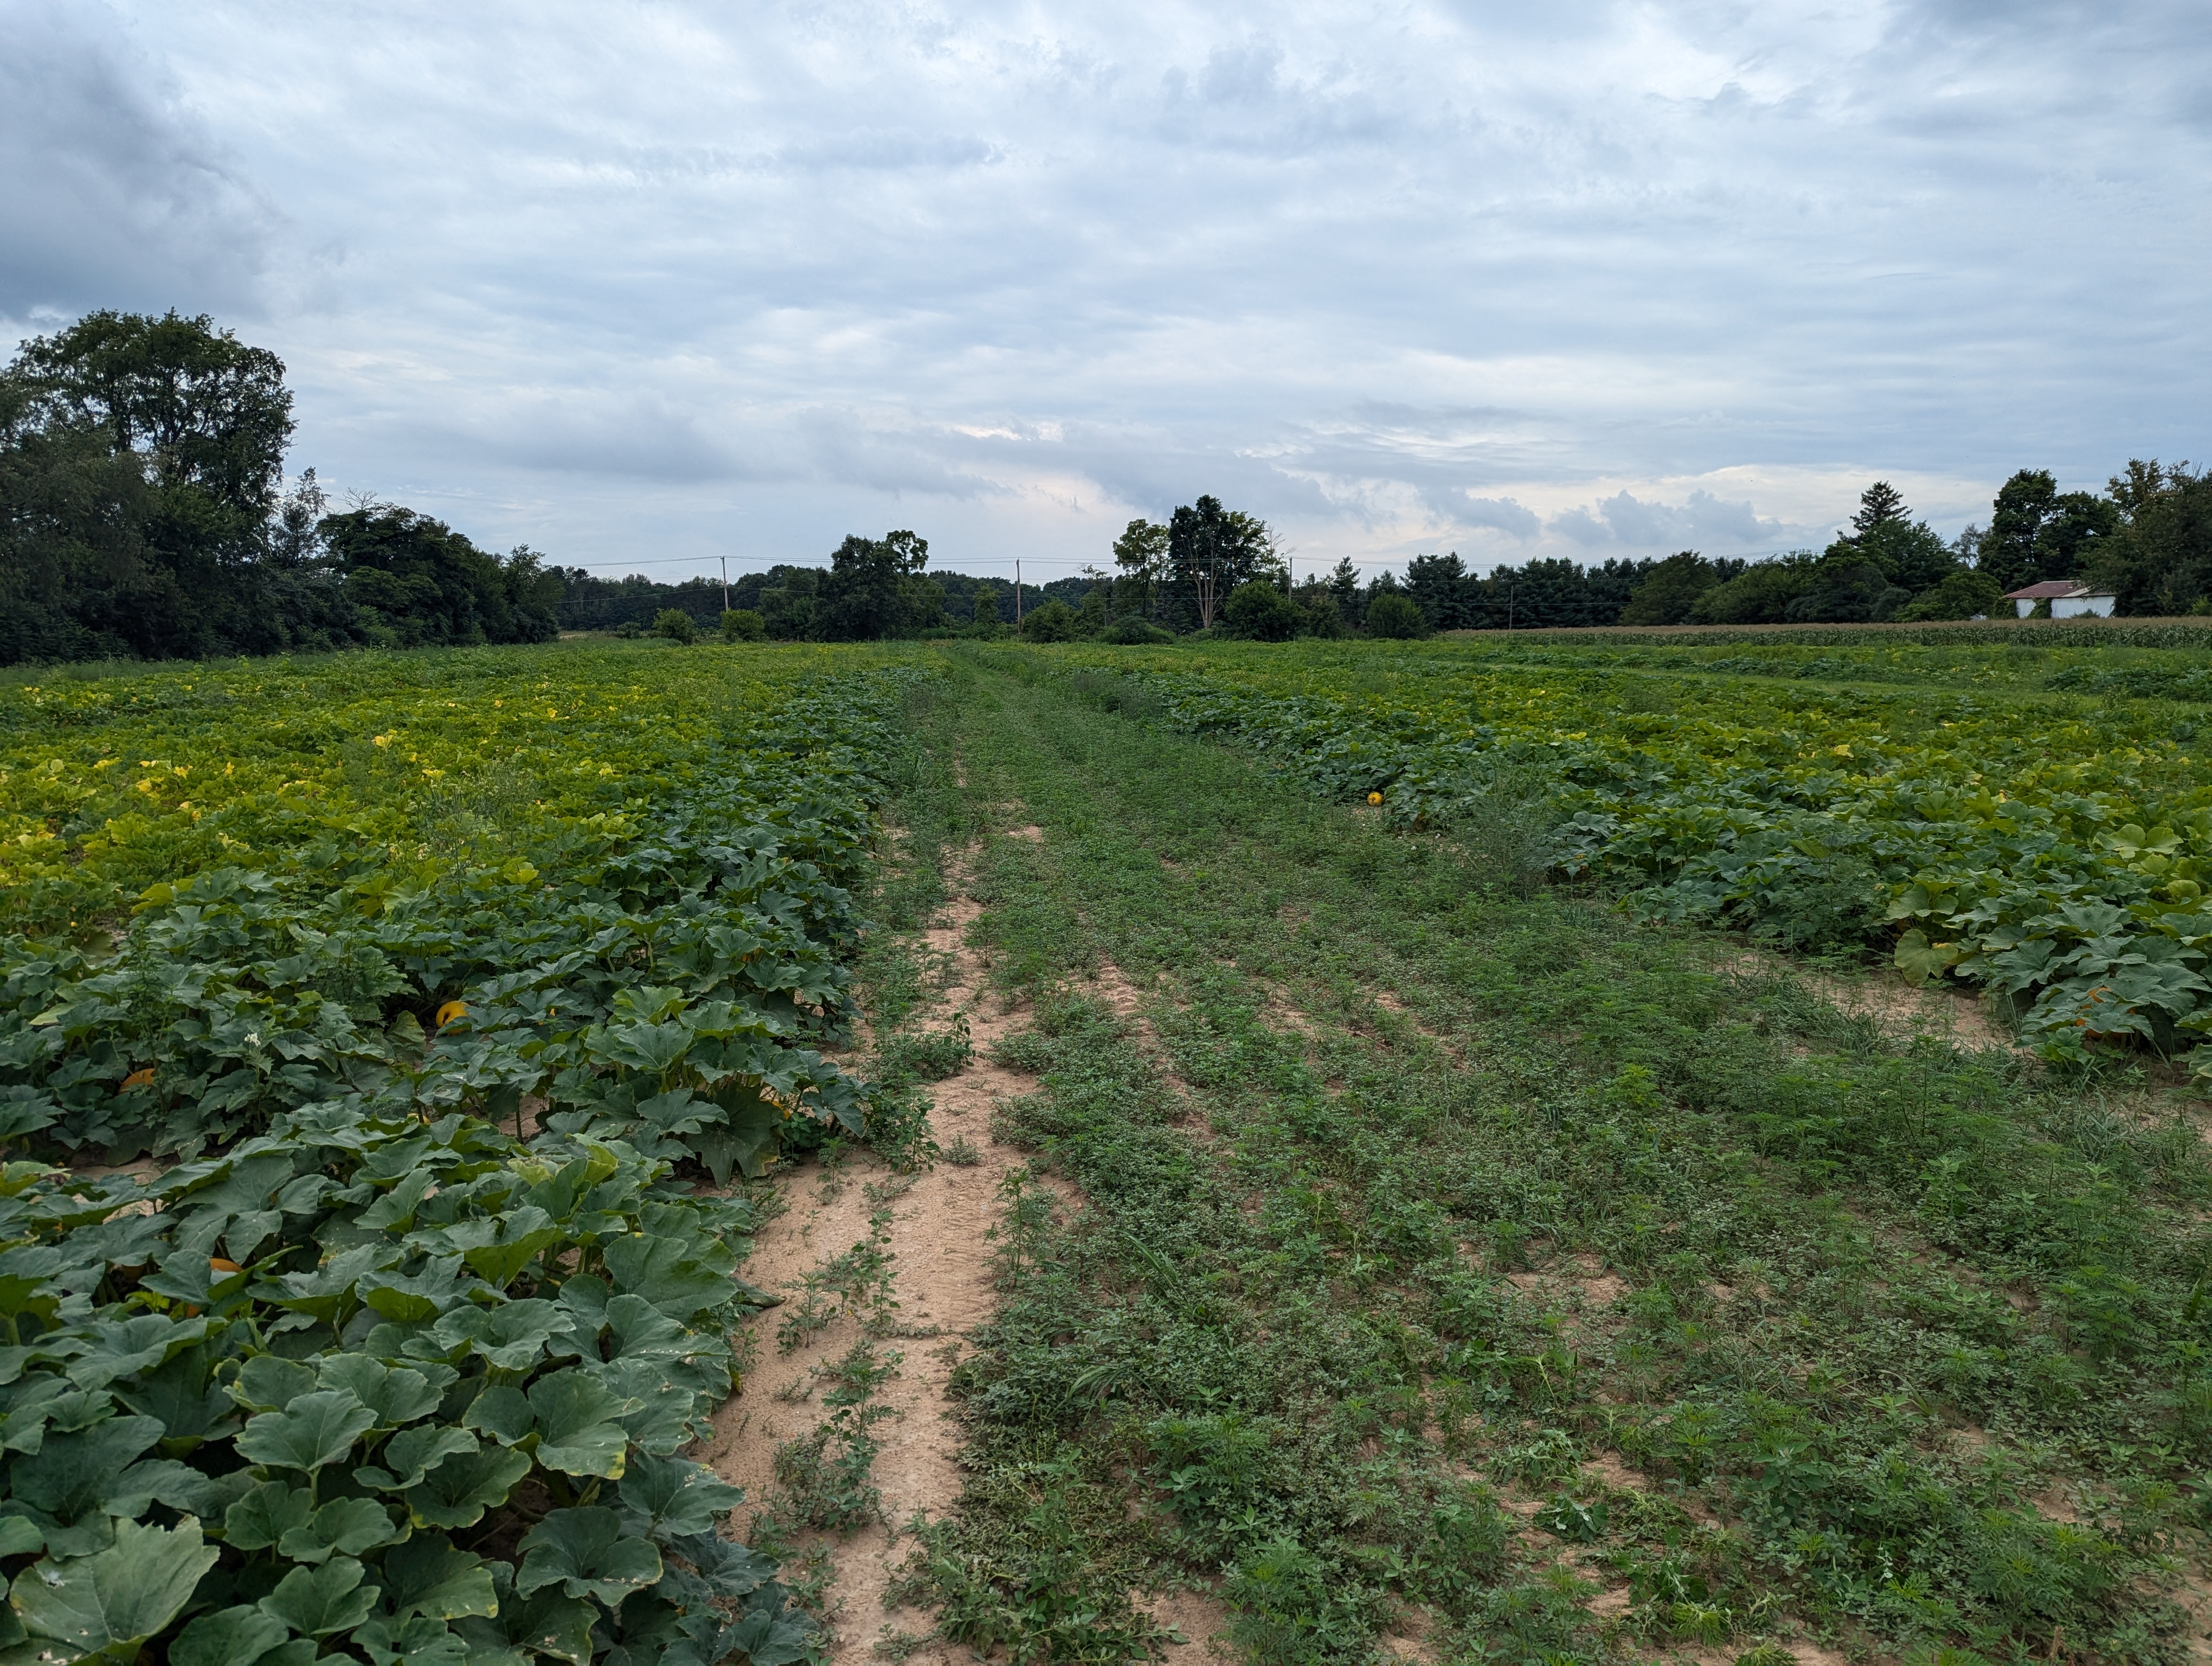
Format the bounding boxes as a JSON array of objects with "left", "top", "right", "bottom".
[
  {"left": 653, "top": 608, "right": 697, "bottom": 644},
  {"left": 1018, "top": 599, "right": 1078, "bottom": 643},
  {"left": 1365, "top": 594, "right": 1426, "bottom": 639},
  {"left": 1896, "top": 569, "right": 2004, "bottom": 621},
  {"left": 1224, "top": 581, "right": 1300, "bottom": 642},
  {"left": 719, "top": 608, "right": 766, "bottom": 642},
  {"left": 1101, "top": 617, "right": 1173, "bottom": 645}
]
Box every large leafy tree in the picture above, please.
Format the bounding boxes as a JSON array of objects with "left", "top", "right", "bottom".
[
  {"left": 2091, "top": 460, "right": 2212, "bottom": 614},
  {"left": 812, "top": 529, "right": 944, "bottom": 640},
  {"left": 1976, "top": 469, "right": 2121, "bottom": 593},
  {"left": 1, "top": 311, "right": 313, "bottom": 661},
  {"left": 1829, "top": 480, "right": 1957, "bottom": 593},
  {"left": 1111, "top": 518, "right": 1169, "bottom": 620},
  {"left": 1619, "top": 552, "right": 1717, "bottom": 625},
  {"left": 1164, "top": 497, "right": 1278, "bottom": 632}
]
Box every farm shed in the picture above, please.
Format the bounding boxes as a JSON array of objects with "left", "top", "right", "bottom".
[{"left": 2003, "top": 580, "right": 2117, "bottom": 619}]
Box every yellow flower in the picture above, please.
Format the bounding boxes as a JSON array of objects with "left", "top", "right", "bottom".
[{"left": 373, "top": 734, "right": 393, "bottom": 748}]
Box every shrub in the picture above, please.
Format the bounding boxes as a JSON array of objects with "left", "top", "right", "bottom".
[
  {"left": 1366, "top": 594, "right": 1426, "bottom": 639},
  {"left": 719, "top": 607, "right": 767, "bottom": 642},
  {"left": 1224, "top": 580, "right": 1300, "bottom": 642},
  {"left": 1019, "top": 599, "right": 1078, "bottom": 643},
  {"left": 1101, "top": 617, "right": 1173, "bottom": 645},
  {"left": 1896, "top": 569, "right": 2004, "bottom": 621},
  {"left": 653, "top": 608, "right": 697, "bottom": 644}
]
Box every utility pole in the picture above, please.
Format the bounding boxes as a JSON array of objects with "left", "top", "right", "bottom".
[
  {"left": 719, "top": 556, "right": 729, "bottom": 614},
  {"left": 1015, "top": 560, "right": 1023, "bottom": 624}
]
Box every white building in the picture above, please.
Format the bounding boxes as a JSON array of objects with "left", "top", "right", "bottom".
[{"left": 2003, "top": 580, "right": 2117, "bottom": 619}]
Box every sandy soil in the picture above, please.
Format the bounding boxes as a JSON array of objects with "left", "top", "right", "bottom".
[{"left": 700, "top": 833, "right": 1231, "bottom": 1662}]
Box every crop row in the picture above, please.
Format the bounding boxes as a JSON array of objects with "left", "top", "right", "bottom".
[
  {"left": 0, "top": 644, "right": 918, "bottom": 1664},
  {"left": 1039, "top": 639, "right": 2212, "bottom": 1058}
]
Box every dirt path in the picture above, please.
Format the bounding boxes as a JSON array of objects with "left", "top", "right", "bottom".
[{"left": 699, "top": 844, "right": 1050, "bottom": 1662}]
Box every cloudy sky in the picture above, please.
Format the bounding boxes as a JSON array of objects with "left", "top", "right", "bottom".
[{"left": 5, "top": 1, "right": 2208, "bottom": 582}]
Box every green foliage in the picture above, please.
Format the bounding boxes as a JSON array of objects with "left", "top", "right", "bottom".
[
  {"left": 1620, "top": 552, "right": 1720, "bottom": 626},
  {"left": 652, "top": 607, "right": 696, "bottom": 644},
  {"left": 719, "top": 607, "right": 766, "bottom": 642},
  {"left": 910, "top": 657, "right": 2202, "bottom": 1663},
  {"left": 324, "top": 508, "right": 561, "bottom": 648},
  {"left": 1013, "top": 635, "right": 2212, "bottom": 1055},
  {"left": 815, "top": 530, "right": 944, "bottom": 641},
  {"left": 0, "top": 643, "right": 943, "bottom": 1663},
  {"left": 1364, "top": 593, "right": 1425, "bottom": 639},
  {"left": 1018, "top": 599, "right": 1078, "bottom": 643},
  {"left": 1896, "top": 568, "right": 2003, "bottom": 621},
  {"left": 1224, "top": 581, "right": 1300, "bottom": 642}
]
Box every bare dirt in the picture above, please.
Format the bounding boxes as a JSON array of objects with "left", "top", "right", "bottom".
[
  {"left": 1722, "top": 948, "right": 2017, "bottom": 1054},
  {"left": 702, "top": 834, "right": 1230, "bottom": 1661}
]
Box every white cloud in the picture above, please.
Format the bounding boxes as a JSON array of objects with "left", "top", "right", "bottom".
[{"left": 7, "top": 0, "right": 2208, "bottom": 580}]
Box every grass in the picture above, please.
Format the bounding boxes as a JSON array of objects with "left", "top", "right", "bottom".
[{"left": 872, "top": 645, "right": 2211, "bottom": 1665}]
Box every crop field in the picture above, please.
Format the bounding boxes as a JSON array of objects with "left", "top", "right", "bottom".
[
  {"left": 0, "top": 642, "right": 921, "bottom": 1665},
  {"left": 4, "top": 627, "right": 2212, "bottom": 1666}
]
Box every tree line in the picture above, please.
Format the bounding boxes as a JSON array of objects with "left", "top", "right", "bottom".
[{"left": 7, "top": 310, "right": 2205, "bottom": 665}]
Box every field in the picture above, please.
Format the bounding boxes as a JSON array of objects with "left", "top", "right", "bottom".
[{"left": 4, "top": 628, "right": 2212, "bottom": 1665}]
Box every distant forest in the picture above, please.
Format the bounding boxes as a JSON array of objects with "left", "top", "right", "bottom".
[{"left": 4, "top": 309, "right": 2208, "bottom": 665}]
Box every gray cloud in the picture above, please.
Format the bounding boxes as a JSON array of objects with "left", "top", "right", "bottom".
[
  {"left": 12, "top": 0, "right": 2208, "bottom": 579},
  {"left": 0, "top": 1, "right": 275, "bottom": 319}
]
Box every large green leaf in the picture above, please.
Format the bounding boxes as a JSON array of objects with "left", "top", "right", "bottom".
[
  {"left": 65, "top": 1316, "right": 209, "bottom": 1392},
  {"left": 452, "top": 1585, "right": 595, "bottom": 1666},
  {"left": 228, "top": 1355, "right": 317, "bottom": 1413},
  {"left": 169, "top": 1604, "right": 296, "bottom": 1666},
  {"left": 402, "top": 1444, "right": 531, "bottom": 1530},
  {"left": 438, "top": 1208, "right": 561, "bottom": 1291},
  {"left": 222, "top": 1481, "right": 315, "bottom": 1552},
  {"left": 10, "top": 1517, "right": 220, "bottom": 1661},
  {"left": 5, "top": 1416, "right": 165, "bottom": 1556},
  {"left": 377, "top": 1533, "right": 498, "bottom": 1622},
  {"left": 427, "top": 1299, "right": 574, "bottom": 1373},
  {"left": 235, "top": 1389, "right": 377, "bottom": 1472},
  {"left": 257, "top": 1555, "right": 378, "bottom": 1637},
  {"left": 114, "top": 1348, "right": 237, "bottom": 1453},
  {"left": 314, "top": 1355, "right": 439, "bottom": 1426},
  {"left": 275, "top": 1496, "right": 401, "bottom": 1564},
  {"left": 460, "top": 1369, "right": 633, "bottom": 1478},
  {"left": 617, "top": 1453, "right": 742, "bottom": 1539},
  {"left": 356, "top": 1424, "right": 478, "bottom": 1492},
  {"left": 351, "top": 1613, "right": 468, "bottom": 1666},
  {"left": 515, "top": 1507, "right": 663, "bottom": 1605},
  {"left": 526, "top": 1370, "right": 634, "bottom": 1478},
  {"left": 601, "top": 1236, "right": 732, "bottom": 1322}
]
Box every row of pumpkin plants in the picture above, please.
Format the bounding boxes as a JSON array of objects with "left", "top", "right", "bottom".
[
  {"left": 1034, "top": 639, "right": 2212, "bottom": 1062},
  {"left": 0, "top": 654, "right": 921, "bottom": 1663}
]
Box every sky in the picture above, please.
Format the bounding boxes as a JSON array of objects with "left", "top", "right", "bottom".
[{"left": 4, "top": 1, "right": 2208, "bottom": 584}]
